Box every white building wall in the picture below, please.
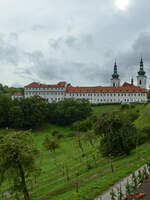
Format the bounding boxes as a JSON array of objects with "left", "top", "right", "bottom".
[
  {"left": 137, "top": 75, "right": 147, "bottom": 89},
  {"left": 24, "top": 88, "right": 147, "bottom": 104}
]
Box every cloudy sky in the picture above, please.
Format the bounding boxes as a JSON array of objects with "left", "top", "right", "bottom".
[{"left": 0, "top": 0, "right": 150, "bottom": 87}]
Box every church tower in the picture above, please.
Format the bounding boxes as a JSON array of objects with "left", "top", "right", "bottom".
[
  {"left": 137, "top": 58, "right": 147, "bottom": 89},
  {"left": 111, "top": 61, "right": 120, "bottom": 87}
]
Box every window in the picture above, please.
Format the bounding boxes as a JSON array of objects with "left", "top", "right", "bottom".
[{"left": 139, "top": 80, "right": 142, "bottom": 85}]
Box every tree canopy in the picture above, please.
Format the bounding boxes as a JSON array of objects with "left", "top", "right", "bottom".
[
  {"left": 94, "top": 112, "right": 137, "bottom": 156},
  {"left": 47, "top": 98, "right": 92, "bottom": 125},
  {"left": 0, "top": 130, "right": 39, "bottom": 200}
]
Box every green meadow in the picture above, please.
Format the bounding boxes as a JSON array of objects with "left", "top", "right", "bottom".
[{"left": 1, "top": 103, "right": 150, "bottom": 200}]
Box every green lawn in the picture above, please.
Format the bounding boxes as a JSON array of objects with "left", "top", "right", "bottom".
[
  {"left": 92, "top": 104, "right": 121, "bottom": 116},
  {"left": 1, "top": 104, "right": 150, "bottom": 200}
]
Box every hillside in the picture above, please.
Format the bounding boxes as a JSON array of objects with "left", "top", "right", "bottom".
[
  {"left": 135, "top": 103, "right": 150, "bottom": 130},
  {"left": 1, "top": 104, "right": 150, "bottom": 200}
]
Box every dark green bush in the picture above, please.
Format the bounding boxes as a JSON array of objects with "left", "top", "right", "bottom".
[
  {"left": 52, "top": 130, "right": 64, "bottom": 139},
  {"left": 47, "top": 98, "right": 92, "bottom": 125},
  {"left": 94, "top": 112, "right": 137, "bottom": 156},
  {"left": 72, "top": 118, "right": 92, "bottom": 132},
  {"left": 120, "top": 104, "right": 129, "bottom": 110}
]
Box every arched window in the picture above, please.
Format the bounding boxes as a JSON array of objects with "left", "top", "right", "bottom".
[
  {"left": 113, "top": 83, "right": 115, "bottom": 87},
  {"left": 139, "top": 80, "right": 142, "bottom": 85}
]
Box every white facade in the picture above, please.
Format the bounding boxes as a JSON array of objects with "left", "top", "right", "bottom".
[
  {"left": 65, "top": 92, "right": 147, "bottom": 104},
  {"left": 111, "top": 78, "right": 120, "bottom": 87},
  {"left": 24, "top": 86, "right": 66, "bottom": 102},
  {"left": 137, "top": 75, "right": 147, "bottom": 89},
  {"left": 24, "top": 82, "right": 147, "bottom": 104},
  {"left": 11, "top": 92, "right": 23, "bottom": 100}
]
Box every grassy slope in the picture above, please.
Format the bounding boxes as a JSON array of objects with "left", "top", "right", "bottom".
[
  {"left": 92, "top": 104, "right": 121, "bottom": 116},
  {"left": 1, "top": 104, "right": 150, "bottom": 200},
  {"left": 135, "top": 103, "right": 150, "bottom": 130}
]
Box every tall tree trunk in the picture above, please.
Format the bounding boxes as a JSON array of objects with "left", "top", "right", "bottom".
[{"left": 18, "top": 163, "right": 30, "bottom": 200}]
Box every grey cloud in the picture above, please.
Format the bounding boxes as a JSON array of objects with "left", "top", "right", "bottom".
[
  {"left": 31, "top": 24, "right": 46, "bottom": 31},
  {"left": 49, "top": 34, "right": 93, "bottom": 50},
  {"left": 0, "top": 34, "right": 20, "bottom": 65}
]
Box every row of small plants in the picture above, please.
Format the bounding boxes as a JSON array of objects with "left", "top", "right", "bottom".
[{"left": 109, "top": 163, "right": 150, "bottom": 200}]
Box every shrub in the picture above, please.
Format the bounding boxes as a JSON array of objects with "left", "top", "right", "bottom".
[
  {"left": 52, "top": 130, "right": 64, "bottom": 139},
  {"left": 68, "top": 131, "right": 77, "bottom": 137},
  {"left": 120, "top": 104, "right": 129, "bottom": 110},
  {"left": 72, "top": 118, "right": 92, "bottom": 132}
]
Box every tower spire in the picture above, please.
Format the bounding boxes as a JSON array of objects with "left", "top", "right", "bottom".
[
  {"left": 111, "top": 60, "right": 120, "bottom": 87},
  {"left": 138, "top": 57, "right": 145, "bottom": 75},
  {"left": 112, "top": 60, "right": 119, "bottom": 79}
]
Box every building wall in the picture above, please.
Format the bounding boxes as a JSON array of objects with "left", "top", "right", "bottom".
[
  {"left": 137, "top": 75, "right": 147, "bottom": 89},
  {"left": 24, "top": 87, "right": 147, "bottom": 104}
]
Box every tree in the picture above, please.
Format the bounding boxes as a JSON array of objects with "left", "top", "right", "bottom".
[
  {"left": 8, "top": 105, "right": 24, "bottom": 128},
  {"left": 0, "top": 131, "right": 39, "bottom": 200},
  {"left": 43, "top": 136, "right": 59, "bottom": 153},
  {"left": 94, "top": 112, "right": 137, "bottom": 156},
  {"left": 43, "top": 136, "right": 59, "bottom": 166},
  {"left": 18, "top": 95, "right": 48, "bottom": 129},
  {"left": 0, "top": 94, "right": 12, "bottom": 128},
  {"left": 48, "top": 98, "right": 92, "bottom": 125}
]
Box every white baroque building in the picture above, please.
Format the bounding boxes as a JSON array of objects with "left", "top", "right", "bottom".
[{"left": 24, "top": 59, "right": 148, "bottom": 104}]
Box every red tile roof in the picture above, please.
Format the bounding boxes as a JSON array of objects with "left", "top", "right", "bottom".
[
  {"left": 24, "top": 81, "right": 66, "bottom": 88},
  {"left": 12, "top": 92, "right": 23, "bottom": 97},
  {"left": 66, "top": 82, "right": 147, "bottom": 93}
]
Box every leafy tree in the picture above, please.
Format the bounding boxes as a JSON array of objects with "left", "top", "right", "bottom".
[
  {"left": 8, "top": 105, "right": 24, "bottom": 128},
  {"left": 95, "top": 113, "right": 137, "bottom": 156},
  {"left": 48, "top": 98, "right": 92, "bottom": 125},
  {"left": 0, "top": 131, "right": 39, "bottom": 200},
  {"left": 43, "top": 136, "right": 59, "bottom": 166},
  {"left": 0, "top": 94, "right": 12, "bottom": 128},
  {"left": 84, "top": 131, "right": 96, "bottom": 146},
  {"left": 43, "top": 136, "right": 59, "bottom": 153},
  {"left": 18, "top": 96, "right": 48, "bottom": 129},
  {"left": 72, "top": 118, "right": 93, "bottom": 132}
]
